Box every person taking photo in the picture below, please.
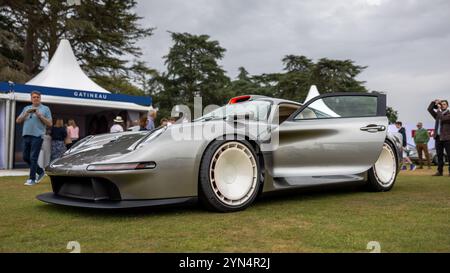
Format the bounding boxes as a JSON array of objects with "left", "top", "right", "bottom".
[
  {"left": 16, "top": 91, "right": 52, "bottom": 186},
  {"left": 428, "top": 99, "right": 450, "bottom": 176}
]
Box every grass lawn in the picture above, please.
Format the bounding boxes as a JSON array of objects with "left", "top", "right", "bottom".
[{"left": 0, "top": 168, "right": 449, "bottom": 253}]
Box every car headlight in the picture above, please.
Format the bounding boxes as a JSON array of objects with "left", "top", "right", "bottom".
[{"left": 86, "top": 162, "right": 157, "bottom": 171}]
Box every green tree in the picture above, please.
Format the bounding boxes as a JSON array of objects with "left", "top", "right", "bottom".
[
  {"left": 93, "top": 75, "right": 143, "bottom": 96},
  {"left": 251, "top": 73, "right": 280, "bottom": 97},
  {"left": 222, "top": 67, "right": 263, "bottom": 99},
  {"left": 312, "top": 58, "right": 367, "bottom": 93},
  {"left": 282, "top": 54, "right": 313, "bottom": 73},
  {"left": 236, "top": 66, "right": 250, "bottom": 81},
  {"left": 386, "top": 106, "right": 398, "bottom": 124},
  {"left": 0, "top": 7, "right": 29, "bottom": 82},
  {"left": 156, "top": 32, "right": 230, "bottom": 114},
  {"left": 130, "top": 60, "right": 160, "bottom": 95},
  {"left": 250, "top": 55, "right": 369, "bottom": 103},
  {"left": 1, "top": 0, "right": 153, "bottom": 92}
]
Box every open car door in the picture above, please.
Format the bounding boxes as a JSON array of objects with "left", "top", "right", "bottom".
[{"left": 271, "top": 92, "right": 388, "bottom": 186}]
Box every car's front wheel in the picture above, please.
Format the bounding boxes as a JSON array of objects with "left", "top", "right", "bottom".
[
  {"left": 367, "top": 141, "right": 398, "bottom": 192},
  {"left": 199, "top": 140, "right": 261, "bottom": 212}
]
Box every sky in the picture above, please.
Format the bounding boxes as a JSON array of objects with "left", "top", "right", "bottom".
[{"left": 134, "top": 0, "right": 450, "bottom": 126}]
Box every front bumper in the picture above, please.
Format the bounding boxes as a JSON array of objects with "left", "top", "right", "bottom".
[
  {"left": 45, "top": 162, "right": 197, "bottom": 200},
  {"left": 37, "top": 193, "right": 197, "bottom": 209}
]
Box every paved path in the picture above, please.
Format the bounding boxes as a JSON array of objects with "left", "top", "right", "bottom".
[{"left": 0, "top": 169, "right": 29, "bottom": 177}]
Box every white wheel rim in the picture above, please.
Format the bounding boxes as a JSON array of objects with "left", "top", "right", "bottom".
[
  {"left": 209, "top": 142, "right": 258, "bottom": 206},
  {"left": 373, "top": 143, "right": 397, "bottom": 187}
]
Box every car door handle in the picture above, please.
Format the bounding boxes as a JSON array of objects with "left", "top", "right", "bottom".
[{"left": 360, "top": 124, "right": 386, "bottom": 133}]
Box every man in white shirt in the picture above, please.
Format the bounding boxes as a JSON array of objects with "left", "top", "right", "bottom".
[{"left": 110, "top": 116, "right": 124, "bottom": 133}]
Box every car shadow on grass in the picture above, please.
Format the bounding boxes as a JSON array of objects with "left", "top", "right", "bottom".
[
  {"left": 35, "top": 199, "right": 205, "bottom": 218},
  {"left": 256, "top": 182, "right": 366, "bottom": 205},
  {"left": 34, "top": 183, "right": 368, "bottom": 217}
]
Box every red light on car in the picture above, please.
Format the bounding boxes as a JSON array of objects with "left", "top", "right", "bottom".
[{"left": 228, "top": 95, "right": 251, "bottom": 104}]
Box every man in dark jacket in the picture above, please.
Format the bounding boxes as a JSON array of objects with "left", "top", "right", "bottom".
[{"left": 428, "top": 99, "right": 450, "bottom": 176}]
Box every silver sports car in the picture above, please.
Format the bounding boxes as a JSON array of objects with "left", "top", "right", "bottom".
[{"left": 38, "top": 92, "right": 402, "bottom": 212}]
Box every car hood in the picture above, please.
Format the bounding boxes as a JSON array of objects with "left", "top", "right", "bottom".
[
  {"left": 50, "top": 131, "right": 148, "bottom": 168},
  {"left": 49, "top": 118, "right": 271, "bottom": 170}
]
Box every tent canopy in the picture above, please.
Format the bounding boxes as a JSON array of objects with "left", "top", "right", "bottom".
[
  {"left": 303, "top": 85, "right": 339, "bottom": 117},
  {"left": 304, "top": 85, "right": 320, "bottom": 104},
  {"left": 0, "top": 39, "right": 151, "bottom": 110},
  {"left": 26, "top": 39, "right": 110, "bottom": 93}
]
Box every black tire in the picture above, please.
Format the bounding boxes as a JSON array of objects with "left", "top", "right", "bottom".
[
  {"left": 366, "top": 140, "right": 398, "bottom": 192},
  {"left": 199, "top": 140, "right": 261, "bottom": 212}
]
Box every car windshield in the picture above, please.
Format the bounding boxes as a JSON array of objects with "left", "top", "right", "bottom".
[{"left": 195, "top": 100, "right": 271, "bottom": 122}]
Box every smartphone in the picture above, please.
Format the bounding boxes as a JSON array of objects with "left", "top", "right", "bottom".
[{"left": 28, "top": 108, "right": 37, "bottom": 113}]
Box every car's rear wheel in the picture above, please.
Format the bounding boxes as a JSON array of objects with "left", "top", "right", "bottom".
[
  {"left": 367, "top": 141, "right": 398, "bottom": 192},
  {"left": 199, "top": 140, "right": 261, "bottom": 212}
]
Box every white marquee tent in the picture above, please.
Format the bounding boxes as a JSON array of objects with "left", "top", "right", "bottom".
[
  {"left": 27, "top": 39, "right": 110, "bottom": 93},
  {"left": 0, "top": 39, "right": 152, "bottom": 169},
  {"left": 304, "top": 85, "right": 339, "bottom": 117}
]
